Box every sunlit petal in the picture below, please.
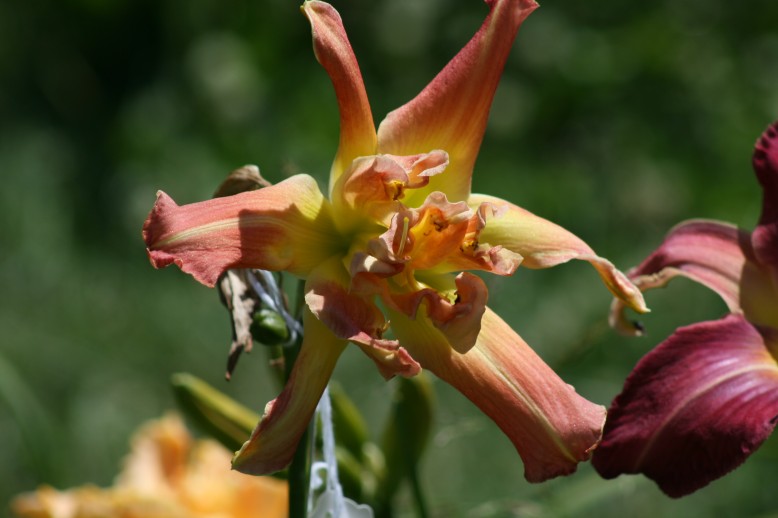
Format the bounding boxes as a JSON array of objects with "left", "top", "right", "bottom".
[
  {"left": 232, "top": 309, "right": 346, "bottom": 475},
  {"left": 303, "top": 0, "right": 377, "bottom": 191},
  {"left": 389, "top": 306, "right": 605, "bottom": 483},
  {"left": 469, "top": 193, "right": 647, "bottom": 315},
  {"left": 376, "top": 0, "right": 539, "bottom": 204},
  {"left": 592, "top": 315, "right": 778, "bottom": 498},
  {"left": 143, "top": 175, "right": 338, "bottom": 287}
]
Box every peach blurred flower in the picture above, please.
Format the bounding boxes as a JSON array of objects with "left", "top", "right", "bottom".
[{"left": 11, "top": 413, "right": 288, "bottom": 518}]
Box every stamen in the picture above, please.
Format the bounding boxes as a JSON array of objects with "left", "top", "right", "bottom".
[{"left": 397, "top": 216, "right": 410, "bottom": 257}]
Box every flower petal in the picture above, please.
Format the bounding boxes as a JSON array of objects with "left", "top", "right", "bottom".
[
  {"left": 390, "top": 272, "right": 488, "bottom": 354},
  {"left": 143, "top": 175, "right": 338, "bottom": 287},
  {"left": 752, "top": 121, "right": 778, "bottom": 269},
  {"left": 592, "top": 315, "right": 778, "bottom": 498},
  {"left": 359, "top": 192, "right": 522, "bottom": 282},
  {"left": 376, "top": 0, "right": 539, "bottom": 203},
  {"left": 607, "top": 219, "right": 749, "bottom": 335},
  {"left": 232, "top": 308, "right": 346, "bottom": 475},
  {"left": 469, "top": 193, "right": 647, "bottom": 315},
  {"left": 305, "top": 259, "right": 421, "bottom": 379},
  {"left": 303, "top": 0, "right": 377, "bottom": 191},
  {"left": 331, "top": 151, "right": 449, "bottom": 228},
  {"left": 389, "top": 305, "right": 606, "bottom": 483}
]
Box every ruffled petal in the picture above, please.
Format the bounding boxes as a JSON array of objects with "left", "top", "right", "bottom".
[
  {"left": 360, "top": 193, "right": 522, "bottom": 282},
  {"left": 390, "top": 272, "right": 488, "bottom": 354},
  {"left": 436, "top": 199, "right": 524, "bottom": 276},
  {"left": 331, "top": 151, "right": 449, "bottom": 228},
  {"left": 376, "top": 0, "right": 539, "bottom": 204},
  {"left": 143, "top": 175, "right": 338, "bottom": 287},
  {"left": 389, "top": 305, "right": 606, "bottom": 483},
  {"left": 592, "top": 315, "right": 778, "bottom": 498},
  {"left": 469, "top": 193, "right": 647, "bottom": 315},
  {"left": 752, "top": 121, "right": 778, "bottom": 269},
  {"left": 305, "top": 259, "right": 421, "bottom": 379},
  {"left": 608, "top": 219, "right": 750, "bottom": 335},
  {"left": 232, "top": 308, "right": 346, "bottom": 475},
  {"left": 302, "top": 1, "right": 377, "bottom": 192}
]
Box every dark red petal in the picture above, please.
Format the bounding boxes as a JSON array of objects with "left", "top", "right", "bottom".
[
  {"left": 752, "top": 121, "right": 778, "bottom": 268},
  {"left": 593, "top": 315, "right": 778, "bottom": 497}
]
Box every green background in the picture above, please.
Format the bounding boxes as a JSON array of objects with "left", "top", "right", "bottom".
[{"left": 2, "top": 0, "right": 778, "bottom": 515}]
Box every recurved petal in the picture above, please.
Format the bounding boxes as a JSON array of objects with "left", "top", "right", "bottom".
[
  {"left": 232, "top": 308, "right": 346, "bottom": 475},
  {"left": 592, "top": 315, "right": 778, "bottom": 498},
  {"left": 303, "top": 0, "right": 377, "bottom": 192},
  {"left": 752, "top": 121, "right": 778, "bottom": 269},
  {"left": 469, "top": 193, "right": 647, "bottom": 315},
  {"left": 143, "top": 175, "right": 338, "bottom": 287},
  {"left": 376, "top": 0, "right": 539, "bottom": 204},
  {"left": 389, "top": 306, "right": 606, "bottom": 483},
  {"left": 305, "top": 259, "right": 421, "bottom": 379},
  {"left": 607, "top": 219, "right": 749, "bottom": 335}
]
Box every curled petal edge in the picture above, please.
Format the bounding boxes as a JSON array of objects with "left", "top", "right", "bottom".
[
  {"left": 305, "top": 259, "right": 421, "bottom": 379},
  {"left": 469, "top": 193, "right": 648, "bottom": 316},
  {"left": 391, "top": 272, "right": 489, "bottom": 354},
  {"left": 609, "top": 219, "right": 749, "bottom": 336}
]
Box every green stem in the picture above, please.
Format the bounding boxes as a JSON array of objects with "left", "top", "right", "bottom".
[
  {"left": 286, "top": 276, "right": 313, "bottom": 518},
  {"left": 288, "top": 413, "right": 315, "bottom": 518},
  {"left": 408, "top": 463, "right": 430, "bottom": 518}
]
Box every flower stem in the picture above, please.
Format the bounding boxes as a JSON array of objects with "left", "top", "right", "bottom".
[
  {"left": 288, "top": 412, "right": 314, "bottom": 518},
  {"left": 408, "top": 463, "right": 430, "bottom": 518},
  {"left": 284, "top": 333, "right": 313, "bottom": 518}
]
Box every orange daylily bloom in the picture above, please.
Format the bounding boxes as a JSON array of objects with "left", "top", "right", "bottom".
[
  {"left": 11, "top": 414, "right": 287, "bottom": 518},
  {"left": 143, "top": 0, "right": 647, "bottom": 483}
]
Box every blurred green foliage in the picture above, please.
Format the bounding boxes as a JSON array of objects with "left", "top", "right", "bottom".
[{"left": 2, "top": 0, "right": 778, "bottom": 515}]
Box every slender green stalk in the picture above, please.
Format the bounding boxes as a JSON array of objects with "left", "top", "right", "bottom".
[
  {"left": 286, "top": 276, "right": 312, "bottom": 518},
  {"left": 288, "top": 412, "right": 314, "bottom": 518},
  {"left": 408, "top": 463, "right": 430, "bottom": 518}
]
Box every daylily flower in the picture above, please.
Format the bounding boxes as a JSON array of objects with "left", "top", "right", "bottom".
[
  {"left": 143, "top": 0, "right": 647, "bottom": 483},
  {"left": 593, "top": 121, "right": 778, "bottom": 497},
  {"left": 11, "top": 414, "right": 287, "bottom": 518}
]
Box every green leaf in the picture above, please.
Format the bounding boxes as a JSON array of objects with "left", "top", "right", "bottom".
[
  {"left": 375, "top": 374, "right": 434, "bottom": 515},
  {"left": 170, "top": 372, "right": 258, "bottom": 451}
]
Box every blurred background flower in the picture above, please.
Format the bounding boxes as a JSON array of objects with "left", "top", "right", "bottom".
[
  {"left": 2, "top": 0, "right": 777, "bottom": 515},
  {"left": 11, "top": 414, "right": 287, "bottom": 518}
]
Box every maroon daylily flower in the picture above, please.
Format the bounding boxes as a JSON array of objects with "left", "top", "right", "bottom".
[{"left": 593, "top": 121, "right": 778, "bottom": 497}]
